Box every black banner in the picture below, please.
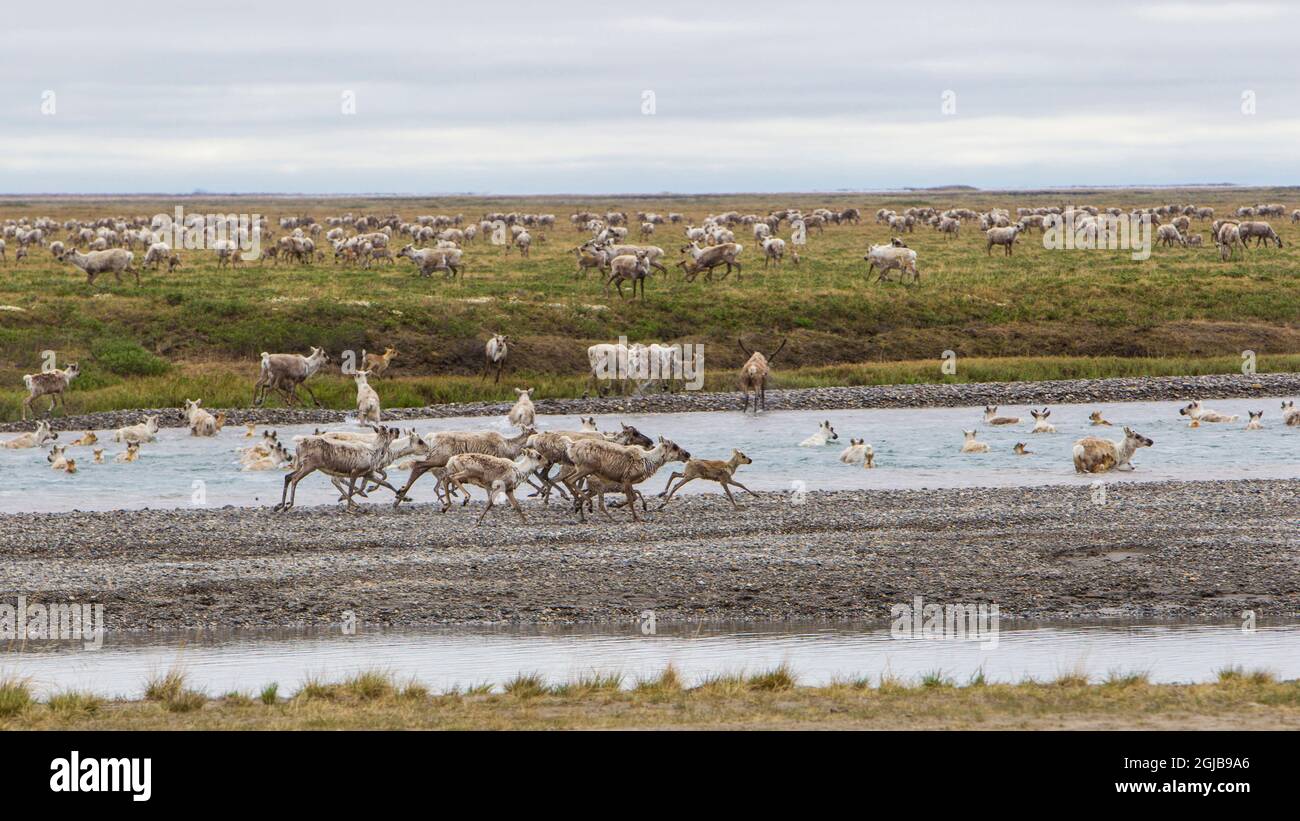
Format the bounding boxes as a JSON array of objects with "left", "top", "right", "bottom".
[{"left": 4, "top": 731, "right": 1283, "bottom": 808}]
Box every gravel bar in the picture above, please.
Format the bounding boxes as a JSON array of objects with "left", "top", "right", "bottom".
[
  {"left": 1, "top": 480, "right": 1295, "bottom": 631},
  {"left": 3, "top": 371, "right": 1300, "bottom": 433}
]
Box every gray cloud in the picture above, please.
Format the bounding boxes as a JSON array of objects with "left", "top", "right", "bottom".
[{"left": 1, "top": 0, "right": 1297, "bottom": 192}]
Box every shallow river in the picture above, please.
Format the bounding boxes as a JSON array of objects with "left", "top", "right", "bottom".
[
  {"left": 3, "top": 620, "right": 1294, "bottom": 698},
  {"left": 1, "top": 397, "right": 1295, "bottom": 513}
]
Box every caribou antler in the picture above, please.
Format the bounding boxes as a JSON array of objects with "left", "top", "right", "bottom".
[
  {"left": 737, "top": 338, "right": 753, "bottom": 356},
  {"left": 768, "top": 338, "right": 788, "bottom": 362}
]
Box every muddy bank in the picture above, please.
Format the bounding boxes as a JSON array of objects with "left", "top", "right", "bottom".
[
  {"left": 3, "top": 371, "right": 1299, "bottom": 433},
  {"left": 0, "top": 479, "right": 1294, "bottom": 631}
]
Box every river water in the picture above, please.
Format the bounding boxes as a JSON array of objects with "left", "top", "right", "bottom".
[
  {"left": 2, "top": 620, "right": 1294, "bottom": 698},
  {"left": 2, "top": 397, "right": 1296, "bottom": 513}
]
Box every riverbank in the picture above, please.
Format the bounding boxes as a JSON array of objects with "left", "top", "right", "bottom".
[
  {"left": 1, "top": 480, "right": 1294, "bottom": 630},
  {"left": 3, "top": 370, "right": 1299, "bottom": 433},
  {"left": 3, "top": 668, "right": 1295, "bottom": 730},
  {"left": 6, "top": 192, "right": 1300, "bottom": 428}
]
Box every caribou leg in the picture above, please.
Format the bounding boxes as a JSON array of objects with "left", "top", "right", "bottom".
[{"left": 392, "top": 461, "right": 437, "bottom": 508}]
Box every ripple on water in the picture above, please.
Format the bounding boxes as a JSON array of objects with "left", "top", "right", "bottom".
[
  {"left": 3, "top": 620, "right": 1297, "bottom": 698},
  {"left": 1, "top": 397, "right": 1296, "bottom": 513}
]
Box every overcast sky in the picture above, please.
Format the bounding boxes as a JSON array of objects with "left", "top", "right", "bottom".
[{"left": 2, "top": 1, "right": 1298, "bottom": 194}]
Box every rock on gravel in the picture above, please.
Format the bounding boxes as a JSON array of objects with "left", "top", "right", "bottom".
[
  {"left": 3, "top": 372, "right": 1299, "bottom": 433},
  {"left": 0, "top": 479, "right": 1295, "bottom": 631}
]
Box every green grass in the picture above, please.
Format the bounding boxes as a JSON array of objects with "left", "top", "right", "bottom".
[
  {"left": 1217, "top": 666, "right": 1277, "bottom": 685},
  {"left": 920, "top": 670, "right": 957, "bottom": 689},
  {"left": 633, "top": 664, "right": 684, "bottom": 695},
  {"left": 747, "top": 664, "right": 797, "bottom": 692},
  {"left": 0, "top": 677, "right": 33, "bottom": 718},
  {"left": 1103, "top": 670, "right": 1151, "bottom": 689},
  {"left": 548, "top": 672, "right": 624, "bottom": 697},
  {"left": 46, "top": 690, "right": 104, "bottom": 717},
  {"left": 877, "top": 670, "right": 909, "bottom": 695},
  {"left": 4, "top": 666, "right": 1298, "bottom": 729},
  {"left": 694, "top": 672, "right": 750, "bottom": 697},
  {"left": 501, "top": 673, "right": 549, "bottom": 699},
  {"left": 143, "top": 669, "right": 187, "bottom": 702},
  {"left": 143, "top": 668, "right": 206, "bottom": 712},
  {"left": 90, "top": 337, "right": 171, "bottom": 377},
  {"left": 3, "top": 353, "right": 1298, "bottom": 420},
  {"left": 164, "top": 690, "right": 207, "bottom": 713},
  {"left": 295, "top": 675, "right": 336, "bottom": 701},
  {"left": 2, "top": 190, "right": 1299, "bottom": 420},
  {"left": 399, "top": 681, "right": 431, "bottom": 701},
  {"left": 340, "top": 670, "right": 398, "bottom": 701}
]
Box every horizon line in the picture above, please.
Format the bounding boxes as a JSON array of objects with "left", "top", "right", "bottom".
[{"left": 2, "top": 183, "right": 1295, "bottom": 200}]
